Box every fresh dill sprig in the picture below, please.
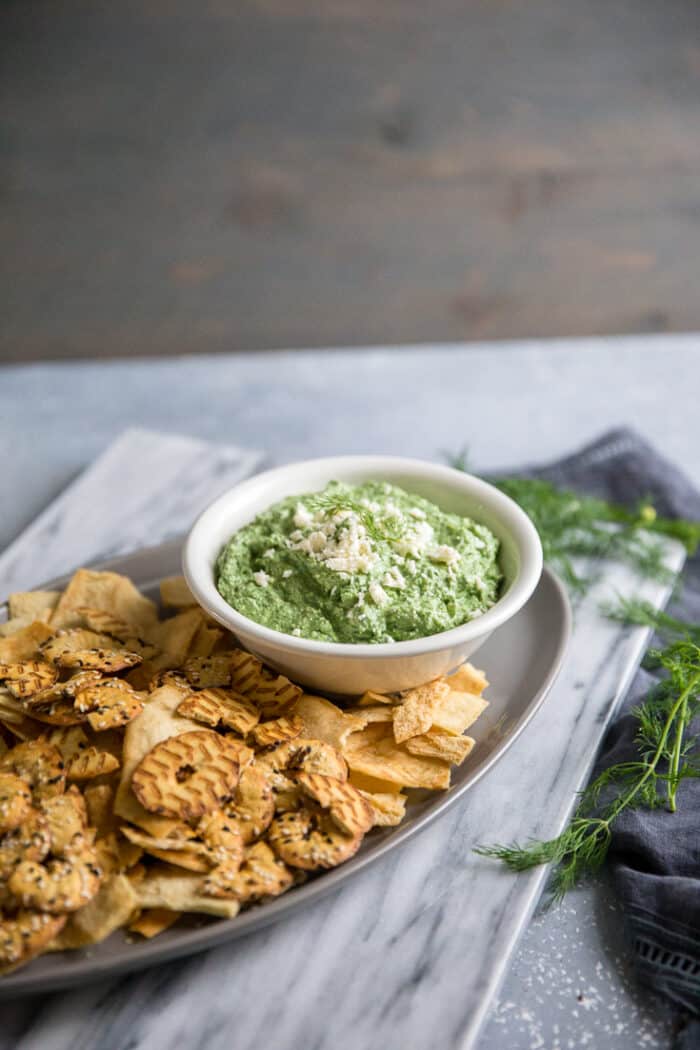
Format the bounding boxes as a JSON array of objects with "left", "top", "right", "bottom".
[
  {"left": 447, "top": 448, "right": 700, "bottom": 898},
  {"left": 488, "top": 478, "right": 683, "bottom": 593},
  {"left": 476, "top": 639, "right": 700, "bottom": 897},
  {"left": 447, "top": 452, "right": 700, "bottom": 593},
  {"left": 603, "top": 595, "right": 700, "bottom": 645},
  {"left": 305, "top": 491, "right": 404, "bottom": 543}
]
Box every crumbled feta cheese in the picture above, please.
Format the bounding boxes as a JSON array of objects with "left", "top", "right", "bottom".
[
  {"left": 293, "top": 503, "right": 314, "bottom": 528},
  {"left": 383, "top": 501, "right": 401, "bottom": 517},
  {"left": 409, "top": 507, "right": 426, "bottom": 520},
  {"left": 307, "top": 531, "right": 327, "bottom": 553},
  {"left": 428, "top": 544, "right": 461, "bottom": 566},
  {"left": 263, "top": 548, "right": 276, "bottom": 558},
  {"left": 282, "top": 569, "right": 293, "bottom": 579},
  {"left": 369, "top": 581, "right": 389, "bottom": 607},
  {"left": 392, "top": 520, "right": 434, "bottom": 557},
  {"left": 291, "top": 627, "right": 302, "bottom": 637},
  {"left": 289, "top": 508, "right": 378, "bottom": 574},
  {"left": 253, "top": 570, "right": 271, "bottom": 587},
  {"left": 406, "top": 558, "right": 417, "bottom": 574},
  {"left": 383, "top": 567, "right": 406, "bottom": 589}
]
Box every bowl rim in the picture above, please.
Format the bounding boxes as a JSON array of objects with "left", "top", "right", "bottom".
[{"left": 182, "top": 455, "right": 543, "bottom": 659}]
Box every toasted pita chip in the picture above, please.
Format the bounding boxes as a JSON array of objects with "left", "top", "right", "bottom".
[
  {"left": 145, "top": 847, "right": 211, "bottom": 873},
  {"left": 8, "top": 591, "right": 60, "bottom": 620},
  {"left": 246, "top": 669, "right": 302, "bottom": 716},
  {"left": 129, "top": 908, "right": 181, "bottom": 938},
  {"left": 114, "top": 684, "right": 202, "bottom": 827},
  {"left": 73, "top": 608, "right": 157, "bottom": 659},
  {"left": 0, "top": 623, "right": 54, "bottom": 663},
  {"left": 187, "top": 622, "right": 223, "bottom": 658},
  {"left": 135, "top": 865, "right": 241, "bottom": 918},
  {"left": 448, "top": 663, "right": 488, "bottom": 695},
  {"left": 0, "top": 692, "right": 27, "bottom": 725},
  {"left": 95, "top": 832, "right": 140, "bottom": 876},
  {"left": 66, "top": 747, "right": 121, "bottom": 781},
  {"left": 0, "top": 660, "right": 58, "bottom": 699},
  {"left": 293, "top": 694, "right": 367, "bottom": 750},
  {"left": 46, "top": 725, "right": 90, "bottom": 760},
  {"left": 393, "top": 680, "right": 451, "bottom": 743},
  {"left": 405, "top": 731, "right": 475, "bottom": 764},
  {"left": 147, "top": 610, "right": 204, "bottom": 669},
  {"left": 121, "top": 824, "right": 202, "bottom": 854},
  {"left": 250, "top": 714, "right": 303, "bottom": 750},
  {"left": 183, "top": 654, "right": 235, "bottom": 688},
  {"left": 176, "top": 688, "right": 259, "bottom": 735},
  {"left": 358, "top": 790, "right": 407, "bottom": 827},
  {"left": 348, "top": 770, "right": 403, "bottom": 795},
  {"left": 343, "top": 724, "right": 451, "bottom": 790},
  {"left": 431, "top": 690, "right": 488, "bottom": 735},
  {"left": 84, "top": 784, "right": 117, "bottom": 838},
  {"left": 127, "top": 863, "right": 147, "bottom": 886},
  {"left": 0, "top": 611, "right": 55, "bottom": 638},
  {"left": 357, "top": 690, "right": 395, "bottom": 706},
  {"left": 159, "top": 576, "right": 196, "bottom": 609},
  {"left": 344, "top": 705, "right": 394, "bottom": 724},
  {"left": 0, "top": 706, "right": 44, "bottom": 740},
  {"left": 118, "top": 838, "right": 143, "bottom": 870},
  {"left": 227, "top": 649, "right": 263, "bottom": 691},
  {"left": 52, "top": 874, "right": 139, "bottom": 949},
  {"left": 51, "top": 569, "right": 158, "bottom": 632},
  {"left": 122, "top": 812, "right": 191, "bottom": 839}
]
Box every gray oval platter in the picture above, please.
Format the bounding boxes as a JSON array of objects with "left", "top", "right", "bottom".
[{"left": 0, "top": 538, "right": 571, "bottom": 997}]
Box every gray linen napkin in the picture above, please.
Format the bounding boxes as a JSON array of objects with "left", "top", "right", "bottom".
[{"left": 518, "top": 427, "right": 700, "bottom": 1044}]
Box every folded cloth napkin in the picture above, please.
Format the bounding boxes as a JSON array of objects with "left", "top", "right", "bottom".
[{"left": 520, "top": 427, "right": 700, "bottom": 1044}]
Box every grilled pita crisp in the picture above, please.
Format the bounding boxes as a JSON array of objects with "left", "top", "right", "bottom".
[
  {"left": 135, "top": 865, "right": 241, "bottom": 918},
  {"left": 114, "top": 684, "right": 201, "bottom": 827},
  {"left": 405, "top": 731, "right": 475, "bottom": 764},
  {"left": 51, "top": 570, "right": 158, "bottom": 632},
  {"left": 343, "top": 724, "right": 451, "bottom": 790},
  {"left": 293, "top": 694, "right": 368, "bottom": 750},
  {"left": 8, "top": 591, "right": 60, "bottom": 621}
]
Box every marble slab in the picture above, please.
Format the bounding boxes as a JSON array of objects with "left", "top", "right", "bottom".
[{"left": 0, "top": 427, "right": 685, "bottom": 1050}]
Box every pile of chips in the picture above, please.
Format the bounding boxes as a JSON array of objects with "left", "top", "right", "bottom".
[{"left": 0, "top": 569, "right": 489, "bottom": 974}]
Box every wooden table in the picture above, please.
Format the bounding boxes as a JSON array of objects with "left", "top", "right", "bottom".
[{"left": 3, "top": 0, "right": 700, "bottom": 362}]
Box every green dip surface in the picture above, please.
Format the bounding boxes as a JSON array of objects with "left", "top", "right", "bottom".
[{"left": 215, "top": 481, "right": 504, "bottom": 644}]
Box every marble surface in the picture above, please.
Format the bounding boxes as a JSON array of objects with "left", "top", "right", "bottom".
[{"left": 0, "top": 335, "right": 697, "bottom": 1049}]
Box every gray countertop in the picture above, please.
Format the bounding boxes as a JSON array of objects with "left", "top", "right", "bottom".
[{"left": 2, "top": 334, "right": 697, "bottom": 1048}]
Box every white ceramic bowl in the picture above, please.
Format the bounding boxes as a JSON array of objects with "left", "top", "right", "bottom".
[{"left": 183, "top": 457, "right": 543, "bottom": 695}]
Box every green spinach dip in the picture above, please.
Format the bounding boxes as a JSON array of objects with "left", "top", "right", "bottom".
[{"left": 216, "top": 481, "right": 503, "bottom": 644}]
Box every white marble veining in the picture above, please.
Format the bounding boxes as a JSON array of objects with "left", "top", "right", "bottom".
[
  {"left": 0, "top": 428, "right": 262, "bottom": 592},
  {"left": 0, "top": 424, "right": 684, "bottom": 1050}
]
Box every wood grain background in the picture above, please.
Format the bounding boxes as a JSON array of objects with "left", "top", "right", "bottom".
[{"left": 2, "top": 0, "right": 700, "bottom": 361}]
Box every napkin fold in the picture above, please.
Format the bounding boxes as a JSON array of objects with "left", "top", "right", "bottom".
[{"left": 521, "top": 428, "right": 700, "bottom": 1041}]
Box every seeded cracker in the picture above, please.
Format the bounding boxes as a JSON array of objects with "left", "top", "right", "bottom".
[{"left": 131, "top": 730, "right": 241, "bottom": 821}]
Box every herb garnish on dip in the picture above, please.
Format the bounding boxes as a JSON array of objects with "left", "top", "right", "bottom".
[{"left": 215, "top": 481, "right": 503, "bottom": 644}]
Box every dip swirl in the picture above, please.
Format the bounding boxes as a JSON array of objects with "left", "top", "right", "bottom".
[{"left": 215, "top": 481, "right": 503, "bottom": 644}]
